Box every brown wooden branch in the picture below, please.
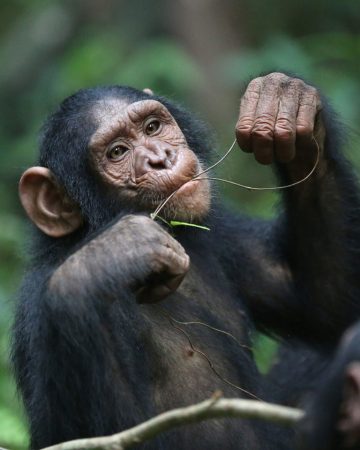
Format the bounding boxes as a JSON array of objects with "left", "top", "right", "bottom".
[{"left": 42, "top": 396, "right": 304, "bottom": 450}]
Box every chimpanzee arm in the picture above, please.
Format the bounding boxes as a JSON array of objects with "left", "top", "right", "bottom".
[
  {"left": 12, "top": 215, "right": 189, "bottom": 448},
  {"left": 226, "top": 72, "right": 360, "bottom": 343},
  {"left": 275, "top": 107, "right": 360, "bottom": 341},
  {"left": 48, "top": 215, "right": 189, "bottom": 306}
]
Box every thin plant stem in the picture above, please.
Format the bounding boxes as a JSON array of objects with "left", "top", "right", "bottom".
[
  {"left": 162, "top": 311, "right": 262, "bottom": 401},
  {"left": 168, "top": 316, "right": 252, "bottom": 352}
]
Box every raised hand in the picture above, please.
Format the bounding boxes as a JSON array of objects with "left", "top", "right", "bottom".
[{"left": 235, "top": 72, "right": 324, "bottom": 166}]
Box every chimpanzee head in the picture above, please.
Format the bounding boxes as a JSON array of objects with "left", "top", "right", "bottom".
[{"left": 19, "top": 86, "right": 213, "bottom": 237}]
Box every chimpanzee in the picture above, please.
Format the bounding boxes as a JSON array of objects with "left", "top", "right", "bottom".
[
  {"left": 12, "top": 72, "right": 360, "bottom": 450},
  {"left": 300, "top": 320, "right": 360, "bottom": 450}
]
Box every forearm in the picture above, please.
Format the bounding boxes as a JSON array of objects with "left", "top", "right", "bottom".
[
  {"left": 277, "top": 121, "right": 360, "bottom": 335},
  {"left": 47, "top": 219, "right": 140, "bottom": 311},
  {"left": 48, "top": 245, "right": 132, "bottom": 312},
  {"left": 47, "top": 213, "right": 190, "bottom": 310},
  {"left": 231, "top": 72, "right": 360, "bottom": 341}
]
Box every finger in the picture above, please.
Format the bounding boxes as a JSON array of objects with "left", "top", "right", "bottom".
[
  {"left": 163, "top": 246, "right": 190, "bottom": 276},
  {"left": 295, "top": 88, "right": 323, "bottom": 167},
  {"left": 296, "top": 86, "right": 320, "bottom": 143},
  {"left": 235, "top": 77, "right": 262, "bottom": 153},
  {"left": 137, "top": 273, "right": 186, "bottom": 303},
  {"left": 136, "top": 259, "right": 188, "bottom": 304},
  {"left": 164, "top": 237, "right": 188, "bottom": 262},
  {"left": 251, "top": 76, "right": 281, "bottom": 165},
  {"left": 273, "top": 80, "right": 299, "bottom": 163},
  {"left": 154, "top": 273, "right": 187, "bottom": 302}
]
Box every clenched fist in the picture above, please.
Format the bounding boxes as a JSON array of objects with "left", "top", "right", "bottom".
[
  {"left": 118, "top": 215, "right": 190, "bottom": 303},
  {"left": 236, "top": 72, "right": 324, "bottom": 166}
]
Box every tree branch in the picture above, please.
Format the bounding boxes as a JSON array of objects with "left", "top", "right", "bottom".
[{"left": 42, "top": 395, "right": 304, "bottom": 450}]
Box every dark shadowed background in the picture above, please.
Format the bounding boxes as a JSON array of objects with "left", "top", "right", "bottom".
[{"left": 0, "top": 0, "right": 359, "bottom": 447}]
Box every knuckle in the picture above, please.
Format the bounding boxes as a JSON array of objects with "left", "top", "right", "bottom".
[
  {"left": 148, "top": 246, "right": 169, "bottom": 270},
  {"left": 176, "top": 255, "right": 190, "bottom": 275},
  {"left": 252, "top": 115, "right": 275, "bottom": 135},
  {"left": 307, "top": 86, "right": 318, "bottom": 96},
  {"left": 301, "top": 85, "right": 321, "bottom": 104},
  {"left": 178, "top": 242, "right": 187, "bottom": 255},
  {"left": 286, "top": 78, "right": 304, "bottom": 95},
  {"left": 236, "top": 117, "right": 253, "bottom": 134},
  {"left": 306, "top": 87, "right": 320, "bottom": 105},
  {"left": 246, "top": 77, "right": 262, "bottom": 92},
  {"left": 292, "top": 77, "right": 305, "bottom": 88},
  {"left": 251, "top": 127, "right": 273, "bottom": 141},
  {"left": 156, "top": 245, "right": 189, "bottom": 274},
  {"left": 265, "top": 72, "right": 288, "bottom": 84},
  {"left": 163, "top": 235, "right": 185, "bottom": 254},
  {"left": 255, "top": 112, "right": 275, "bottom": 123},
  {"left": 183, "top": 254, "right": 190, "bottom": 271},
  {"left": 274, "top": 126, "right": 295, "bottom": 143},
  {"left": 276, "top": 116, "right": 293, "bottom": 128},
  {"left": 241, "top": 90, "right": 260, "bottom": 104},
  {"left": 274, "top": 118, "right": 295, "bottom": 142}
]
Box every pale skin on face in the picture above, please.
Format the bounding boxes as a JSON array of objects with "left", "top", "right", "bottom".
[{"left": 89, "top": 98, "right": 211, "bottom": 222}]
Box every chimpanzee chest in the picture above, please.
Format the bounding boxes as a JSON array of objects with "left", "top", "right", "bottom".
[{"left": 139, "top": 264, "right": 264, "bottom": 449}]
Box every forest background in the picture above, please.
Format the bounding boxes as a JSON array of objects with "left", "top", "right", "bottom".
[{"left": 0, "top": 0, "right": 359, "bottom": 447}]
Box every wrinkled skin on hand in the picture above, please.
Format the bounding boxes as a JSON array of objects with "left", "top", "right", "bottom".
[
  {"left": 120, "top": 215, "right": 190, "bottom": 303},
  {"left": 236, "top": 72, "right": 325, "bottom": 171}
]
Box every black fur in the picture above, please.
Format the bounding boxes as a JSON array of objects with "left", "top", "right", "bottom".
[{"left": 299, "top": 322, "right": 360, "bottom": 450}]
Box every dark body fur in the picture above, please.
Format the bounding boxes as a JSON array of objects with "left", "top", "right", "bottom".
[
  {"left": 12, "top": 85, "right": 360, "bottom": 449},
  {"left": 300, "top": 322, "right": 360, "bottom": 450}
]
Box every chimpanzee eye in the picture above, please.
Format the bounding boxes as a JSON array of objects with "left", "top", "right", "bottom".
[
  {"left": 107, "top": 145, "right": 129, "bottom": 161},
  {"left": 144, "top": 119, "right": 161, "bottom": 136}
]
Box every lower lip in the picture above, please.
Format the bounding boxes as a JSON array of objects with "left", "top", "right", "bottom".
[{"left": 176, "top": 179, "right": 199, "bottom": 195}]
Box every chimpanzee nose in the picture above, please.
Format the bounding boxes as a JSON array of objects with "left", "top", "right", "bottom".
[{"left": 134, "top": 144, "right": 176, "bottom": 178}]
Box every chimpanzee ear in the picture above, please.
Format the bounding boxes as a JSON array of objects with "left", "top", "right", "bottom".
[
  {"left": 337, "top": 362, "right": 360, "bottom": 445},
  {"left": 143, "top": 88, "right": 154, "bottom": 96},
  {"left": 19, "top": 167, "right": 83, "bottom": 237}
]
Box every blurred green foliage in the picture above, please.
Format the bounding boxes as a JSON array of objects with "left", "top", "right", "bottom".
[{"left": 0, "top": 1, "right": 359, "bottom": 447}]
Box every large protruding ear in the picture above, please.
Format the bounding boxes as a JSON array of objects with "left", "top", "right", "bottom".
[{"left": 19, "top": 167, "right": 83, "bottom": 237}]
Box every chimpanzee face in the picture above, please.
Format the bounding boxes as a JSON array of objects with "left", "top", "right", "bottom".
[
  {"left": 19, "top": 97, "right": 211, "bottom": 238},
  {"left": 89, "top": 98, "right": 211, "bottom": 222}
]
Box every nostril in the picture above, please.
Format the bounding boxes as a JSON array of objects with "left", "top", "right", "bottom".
[
  {"left": 148, "top": 156, "right": 167, "bottom": 171},
  {"left": 136, "top": 146, "right": 177, "bottom": 175},
  {"left": 149, "top": 160, "right": 166, "bottom": 170}
]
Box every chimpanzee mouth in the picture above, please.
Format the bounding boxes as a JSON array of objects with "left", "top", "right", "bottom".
[
  {"left": 137, "top": 161, "right": 199, "bottom": 194},
  {"left": 175, "top": 179, "right": 201, "bottom": 196}
]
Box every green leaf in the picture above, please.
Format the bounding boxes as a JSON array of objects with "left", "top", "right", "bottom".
[
  {"left": 169, "top": 221, "right": 210, "bottom": 231},
  {"left": 253, "top": 333, "right": 279, "bottom": 375}
]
